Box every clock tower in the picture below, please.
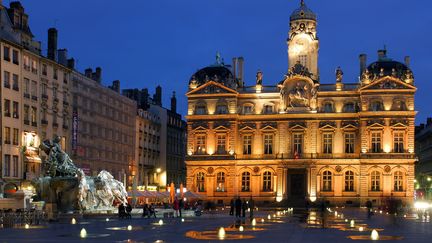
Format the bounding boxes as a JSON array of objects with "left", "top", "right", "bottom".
[{"left": 287, "top": 0, "right": 319, "bottom": 80}]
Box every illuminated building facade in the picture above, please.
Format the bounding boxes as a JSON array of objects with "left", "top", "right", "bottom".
[{"left": 185, "top": 1, "right": 416, "bottom": 205}]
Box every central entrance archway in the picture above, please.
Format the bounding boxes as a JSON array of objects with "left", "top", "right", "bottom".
[{"left": 287, "top": 169, "right": 307, "bottom": 200}]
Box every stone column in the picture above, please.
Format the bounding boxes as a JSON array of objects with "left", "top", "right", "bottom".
[{"left": 276, "top": 167, "right": 284, "bottom": 201}]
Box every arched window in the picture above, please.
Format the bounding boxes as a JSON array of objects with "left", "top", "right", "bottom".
[
  {"left": 371, "top": 171, "right": 380, "bottom": 191},
  {"left": 323, "top": 102, "right": 334, "bottom": 113},
  {"left": 242, "top": 104, "right": 254, "bottom": 114},
  {"left": 322, "top": 171, "right": 332, "bottom": 191},
  {"left": 241, "top": 172, "right": 251, "bottom": 192},
  {"left": 370, "top": 100, "right": 384, "bottom": 111},
  {"left": 394, "top": 171, "right": 404, "bottom": 191},
  {"left": 195, "top": 103, "right": 207, "bottom": 115},
  {"left": 263, "top": 104, "right": 274, "bottom": 114},
  {"left": 343, "top": 102, "right": 356, "bottom": 112},
  {"left": 216, "top": 172, "right": 225, "bottom": 192},
  {"left": 344, "top": 170, "right": 354, "bottom": 191},
  {"left": 391, "top": 100, "right": 407, "bottom": 111},
  {"left": 262, "top": 171, "right": 272, "bottom": 192},
  {"left": 196, "top": 172, "right": 205, "bottom": 192}
]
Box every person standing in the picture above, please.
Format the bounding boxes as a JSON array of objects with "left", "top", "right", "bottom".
[
  {"left": 179, "top": 198, "right": 184, "bottom": 218},
  {"left": 366, "top": 199, "right": 373, "bottom": 219},
  {"left": 248, "top": 196, "right": 255, "bottom": 219},
  {"left": 235, "top": 197, "right": 242, "bottom": 219},
  {"left": 173, "top": 197, "right": 180, "bottom": 217},
  {"left": 242, "top": 199, "right": 247, "bottom": 218},
  {"left": 229, "top": 198, "right": 235, "bottom": 216}
]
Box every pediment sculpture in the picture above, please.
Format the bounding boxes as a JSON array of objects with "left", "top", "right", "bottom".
[{"left": 279, "top": 78, "right": 319, "bottom": 111}]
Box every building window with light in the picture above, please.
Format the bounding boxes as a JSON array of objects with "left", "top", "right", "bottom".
[
  {"left": 293, "top": 133, "right": 303, "bottom": 154},
  {"left": 344, "top": 170, "right": 354, "bottom": 191},
  {"left": 371, "top": 131, "right": 382, "bottom": 153},
  {"left": 394, "top": 171, "right": 403, "bottom": 191},
  {"left": 393, "top": 131, "right": 404, "bottom": 153},
  {"left": 4, "top": 99, "right": 10, "bottom": 117},
  {"left": 195, "top": 134, "right": 206, "bottom": 154},
  {"left": 243, "top": 135, "right": 252, "bottom": 155},
  {"left": 216, "top": 172, "right": 225, "bottom": 192},
  {"left": 371, "top": 171, "right": 380, "bottom": 191},
  {"left": 262, "top": 171, "right": 272, "bottom": 191},
  {"left": 196, "top": 172, "right": 205, "bottom": 192},
  {"left": 12, "top": 101, "right": 19, "bottom": 119},
  {"left": 4, "top": 127, "right": 11, "bottom": 144},
  {"left": 322, "top": 171, "right": 332, "bottom": 191},
  {"left": 322, "top": 133, "right": 333, "bottom": 154},
  {"left": 264, "top": 134, "right": 273, "bottom": 155},
  {"left": 12, "top": 128, "right": 19, "bottom": 146},
  {"left": 344, "top": 133, "right": 355, "bottom": 153},
  {"left": 241, "top": 171, "right": 251, "bottom": 192},
  {"left": 216, "top": 134, "right": 226, "bottom": 154},
  {"left": 195, "top": 103, "right": 207, "bottom": 115}
]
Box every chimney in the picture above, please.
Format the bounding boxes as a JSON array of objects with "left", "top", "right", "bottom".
[
  {"left": 232, "top": 57, "right": 237, "bottom": 80},
  {"left": 67, "top": 58, "right": 75, "bottom": 69},
  {"left": 111, "top": 80, "right": 120, "bottom": 93},
  {"left": 95, "top": 67, "right": 102, "bottom": 83},
  {"left": 404, "top": 56, "right": 410, "bottom": 67},
  {"left": 171, "top": 91, "right": 177, "bottom": 113},
  {"left": 153, "top": 85, "right": 162, "bottom": 106},
  {"left": 47, "top": 28, "right": 58, "bottom": 61},
  {"left": 237, "top": 57, "right": 244, "bottom": 84},
  {"left": 377, "top": 49, "right": 387, "bottom": 60},
  {"left": 84, "top": 68, "right": 92, "bottom": 78},
  {"left": 359, "top": 54, "right": 367, "bottom": 76},
  {"left": 427, "top": 117, "right": 432, "bottom": 127},
  {"left": 57, "top": 49, "right": 68, "bottom": 66}
]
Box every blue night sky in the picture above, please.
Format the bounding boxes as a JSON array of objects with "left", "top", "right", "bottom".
[{"left": 17, "top": 0, "right": 432, "bottom": 124}]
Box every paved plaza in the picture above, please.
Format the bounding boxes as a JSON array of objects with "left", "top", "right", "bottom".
[{"left": 0, "top": 207, "right": 431, "bottom": 242}]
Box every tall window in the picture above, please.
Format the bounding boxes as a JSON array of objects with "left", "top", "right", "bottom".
[
  {"left": 393, "top": 132, "right": 404, "bottom": 153},
  {"left": 12, "top": 128, "right": 19, "bottom": 145},
  {"left": 4, "top": 99, "right": 10, "bottom": 117},
  {"left": 196, "top": 135, "right": 206, "bottom": 154},
  {"left": 31, "top": 80, "right": 37, "bottom": 98},
  {"left": 53, "top": 87, "right": 58, "bottom": 100},
  {"left": 216, "top": 104, "right": 227, "bottom": 114},
  {"left": 196, "top": 172, "right": 205, "bottom": 192},
  {"left": 293, "top": 133, "right": 303, "bottom": 154},
  {"left": 323, "top": 102, "right": 334, "bottom": 113},
  {"left": 12, "top": 74, "right": 18, "bottom": 91},
  {"left": 322, "top": 171, "right": 332, "bottom": 191},
  {"left": 24, "top": 105, "right": 30, "bottom": 123},
  {"left": 3, "top": 46, "right": 10, "bottom": 61},
  {"left": 53, "top": 68, "right": 58, "bottom": 79},
  {"left": 216, "top": 172, "right": 225, "bottom": 192},
  {"left": 371, "top": 131, "right": 382, "bottom": 153},
  {"left": 24, "top": 78, "right": 30, "bottom": 95},
  {"left": 243, "top": 135, "right": 252, "bottom": 155},
  {"left": 344, "top": 171, "right": 354, "bottom": 191},
  {"left": 323, "top": 133, "right": 333, "bottom": 154},
  {"left": 12, "top": 155, "right": 18, "bottom": 177},
  {"left": 241, "top": 172, "right": 251, "bottom": 192},
  {"left": 12, "top": 101, "right": 19, "bottom": 119},
  {"left": 42, "top": 64, "right": 47, "bottom": 75},
  {"left": 195, "top": 104, "right": 207, "bottom": 115},
  {"left": 216, "top": 134, "right": 226, "bottom": 154},
  {"left": 298, "top": 55, "right": 307, "bottom": 66},
  {"left": 4, "top": 155, "right": 11, "bottom": 177},
  {"left": 263, "top": 171, "right": 272, "bottom": 191},
  {"left": 345, "top": 133, "right": 355, "bottom": 153},
  {"left": 264, "top": 134, "right": 273, "bottom": 154},
  {"left": 4, "top": 71, "right": 10, "bottom": 88},
  {"left": 4, "top": 127, "right": 11, "bottom": 144},
  {"left": 343, "top": 102, "right": 356, "bottom": 112},
  {"left": 370, "top": 101, "right": 383, "bottom": 111},
  {"left": 31, "top": 107, "right": 37, "bottom": 124},
  {"left": 12, "top": 50, "right": 19, "bottom": 64},
  {"left": 243, "top": 104, "right": 253, "bottom": 114},
  {"left": 394, "top": 171, "right": 403, "bottom": 191},
  {"left": 41, "top": 83, "right": 47, "bottom": 96},
  {"left": 371, "top": 171, "right": 380, "bottom": 191}
]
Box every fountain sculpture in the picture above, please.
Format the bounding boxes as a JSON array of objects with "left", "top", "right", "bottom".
[{"left": 33, "top": 137, "right": 128, "bottom": 214}]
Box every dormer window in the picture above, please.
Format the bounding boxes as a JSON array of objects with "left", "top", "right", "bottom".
[
  {"left": 195, "top": 103, "right": 207, "bottom": 115},
  {"left": 323, "top": 102, "right": 334, "bottom": 113},
  {"left": 370, "top": 100, "right": 384, "bottom": 111},
  {"left": 343, "top": 102, "right": 356, "bottom": 112},
  {"left": 263, "top": 105, "right": 274, "bottom": 114},
  {"left": 242, "top": 104, "right": 254, "bottom": 114}
]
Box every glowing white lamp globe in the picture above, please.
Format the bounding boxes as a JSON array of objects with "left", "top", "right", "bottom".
[
  {"left": 371, "top": 229, "right": 379, "bottom": 240},
  {"left": 80, "top": 228, "right": 87, "bottom": 238}
]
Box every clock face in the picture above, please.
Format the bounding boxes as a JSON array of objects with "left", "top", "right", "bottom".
[{"left": 299, "top": 23, "right": 306, "bottom": 31}]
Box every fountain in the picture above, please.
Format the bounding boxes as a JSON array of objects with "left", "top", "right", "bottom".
[
  {"left": 32, "top": 138, "right": 128, "bottom": 215},
  {"left": 371, "top": 229, "right": 379, "bottom": 240},
  {"left": 218, "top": 227, "right": 226, "bottom": 239},
  {"left": 80, "top": 228, "right": 87, "bottom": 238},
  {"left": 71, "top": 218, "right": 77, "bottom": 225}
]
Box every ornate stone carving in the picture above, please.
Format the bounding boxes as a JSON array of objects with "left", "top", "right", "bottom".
[
  {"left": 367, "top": 119, "right": 385, "bottom": 126},
  {"left": 253, "top": 167, "right": 260, "bottom": 174},
  {"left": 256, "top": 70, "right": 263, "bottom": 86},
  {"left": 192, "top": 121, "right": 208, "bottom": 130},
  {"left": 335, "top": 66, "right": 343, "bottom": 82},
  {"left": 261, "top": 122, "right": 277, "bottom": 129},
  {"left": 341, "top": 121, "right": 359, "bottom": 128},
  {"left": 319, "top": 121, "right": 336, "bottom": 129},
  {"left": 335, "top": 165, "right": 342, "bottom": 173},
  {"left": 384, "top": 165, "right": 391, "bottom": 173},
  {"left": 239, "top": 123, "right": 256, "bottom": 130},
  {"left": 390, "top": 119, "right": 408, "bottom": 126},
  {"left": 289, "top": 121, "right": 306, "bottom": 128},
  {"left": 207, "top": 167, "right": 214, "bottom": 174}
]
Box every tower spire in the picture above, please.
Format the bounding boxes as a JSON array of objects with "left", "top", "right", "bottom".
[{"left": 301, "top": 0, "right": 305, "bottom": 6}]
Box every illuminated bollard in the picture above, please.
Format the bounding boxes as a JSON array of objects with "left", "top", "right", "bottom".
[
  {"left": 218, "top": 227, "right": 226, "bottom": 240},
  {"left": 71, "top": 218, "right": 77, "bottom": 225},
  {"left": 371, "top": 229, "right": 379, "bottom": 240},
  {"left": 80, "top": 228, "right": 87, "bottom": 238}
]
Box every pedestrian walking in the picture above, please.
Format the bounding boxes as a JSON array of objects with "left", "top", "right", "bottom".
[
  {"left": 179, "top": 198, "right": 184, "bottom": 218},
  {"left": 229, "top": 198, "right": 235, "bottom": 216},
  {"left": 242, "top": 199, "right": 247, "bottom": 218},
  {"left": 235, "top": 197, "right": 242, "bottom": 218},
  {"left": 366, "top": 199, "right": 373, "bottom": 219},
  {"left": 173, "top": 197, "right": 180, "bottom": 217},
  {"left": 249, "top": 196, "right": 255, "bottom": 219}
]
